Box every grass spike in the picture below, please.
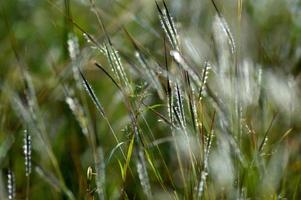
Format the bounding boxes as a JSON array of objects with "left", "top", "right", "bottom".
[
  {"left": 79, "top": 69, "right": 105, "bottom": 117},
  {"left": 7, "top": 168, "right": 15, "bottom": 200},
  {"left": 136, "top": 149, "right": 152, "bottom": 199},
  {"left": 95, "top": 147, "right": 106, "bottom": 200}
]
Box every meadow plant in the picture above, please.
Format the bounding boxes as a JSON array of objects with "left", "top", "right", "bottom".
[{"left": 0, "top": 0, "right": 300, "bottom": 199}]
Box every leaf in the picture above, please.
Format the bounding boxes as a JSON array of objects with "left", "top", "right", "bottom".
[{"left": 122, "top": 134, "right": 135, "bottom": 181}]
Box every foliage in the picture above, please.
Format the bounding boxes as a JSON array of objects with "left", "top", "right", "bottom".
[{"left": 1, "top": 0, "right": 301, "bottom": 199}]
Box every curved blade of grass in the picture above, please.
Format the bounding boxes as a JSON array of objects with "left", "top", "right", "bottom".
[
  {"left": 106, "top": 142, "right": 126, "bottom": 165},
  {"left": 122, "top": 134, "right": 135, "bottom": 181},
  {"left": 258, "top": 113, "right": 278, "bottom": 153},
  {"left": 0, "top": 135, "right": 15, "bottom": 165},
  {"left": 35, "top": 165, "right": 74, "bottom": 199}
]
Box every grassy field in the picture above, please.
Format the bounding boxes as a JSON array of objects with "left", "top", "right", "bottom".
[{"left": 1, "top": 0, "right": 301, "bottom": 199}]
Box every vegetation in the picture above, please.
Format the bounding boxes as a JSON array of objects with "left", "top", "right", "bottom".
[{"left": 1, "top": 0, "right": 301, "bottom": 199}]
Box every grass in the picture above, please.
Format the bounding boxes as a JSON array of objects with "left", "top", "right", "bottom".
[{"left": 1, "top": 0, "right": 301, "bottom": 199}]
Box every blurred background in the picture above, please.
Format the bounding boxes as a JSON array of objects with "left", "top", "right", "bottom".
[{"left": 1, "top": 0, "right": 301, "bottom": 199}]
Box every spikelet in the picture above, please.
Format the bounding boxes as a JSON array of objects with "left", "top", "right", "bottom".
[
  {"left": 242, "top": 119, "right": 253, "bottom": 135},
  {"left": 196, "top": 171, "right": 208, "bottom": 198},
  {"left": 136, "top": 150, "right": 152, "bottom": 198},
  {"left": 23, "top": 71, "right": 39, "bottom": 126},
  {"left": 67, "top": 33, "right": 82, "bottom": 89},
  {"left": 65, "top": 95, "right": 89, "bottom": 137},
  {"left": 190, "top": 88, "right": 199, "bottom": 131},
  {"left": 174, "top": 84, "right": 186, "bottom": 128},
  {"left": 212, "top": 15, "right": 234, "bottom": 76},
  {"left": 203, "top": 130, "right": 214, "bottom": 172},
  {"left": 11, "top": 94, "right": 31, "bottom": 126},
  {"left": 135, "top": 51, "right": 164, "bottom": 99},
  {"left": 156, "top": 1, "right": 179, "bottom": 51},
  {"left": 79, "top": 70, "right": 105, "bottom": 117},
  {"left": 82, "top": 29, "right": 131, "bottom": 94},
  {"left": 83, "top": 33, "right": 106, "bottom": 53},
  {"left": 213, "top": 15, "right": 235, "bottom": 55},
  {"left": 83, "top": 33, "right": 93, "bottom": 46},
  {"left": 199, "top": 62, "right": 211, "bottom": 100},
  {"left": 67, "top": 33, "right": 80, "bottom": 61},
  {"left": 103, "top": 43, "right": 131, "bottom": 94},
  {"left": 167, "top": 81, "right": 186, "bottom": 130},
  {"left": 7, "top": 169, "right": 15, "bottom": 200},
  {"left": 196, "top": 130, "right": 214, "bottom": 198},
  {"left": 79, "top": 68, "right": 122, "bottom": 146},
  {"left": 84, "top": 31, "right": 131, "bottom": 93},
  {"left": 95, "top": 147, "right": 106, "bottom": 200},
  {"left": 23, "top": 129, "right": 32, "bottom": 177},
  {"left": 166, "top": 82, "right": 173, "bottom": 125},
  {"left": 85, "top": 36, "right": 132, "bottom": 94}
]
